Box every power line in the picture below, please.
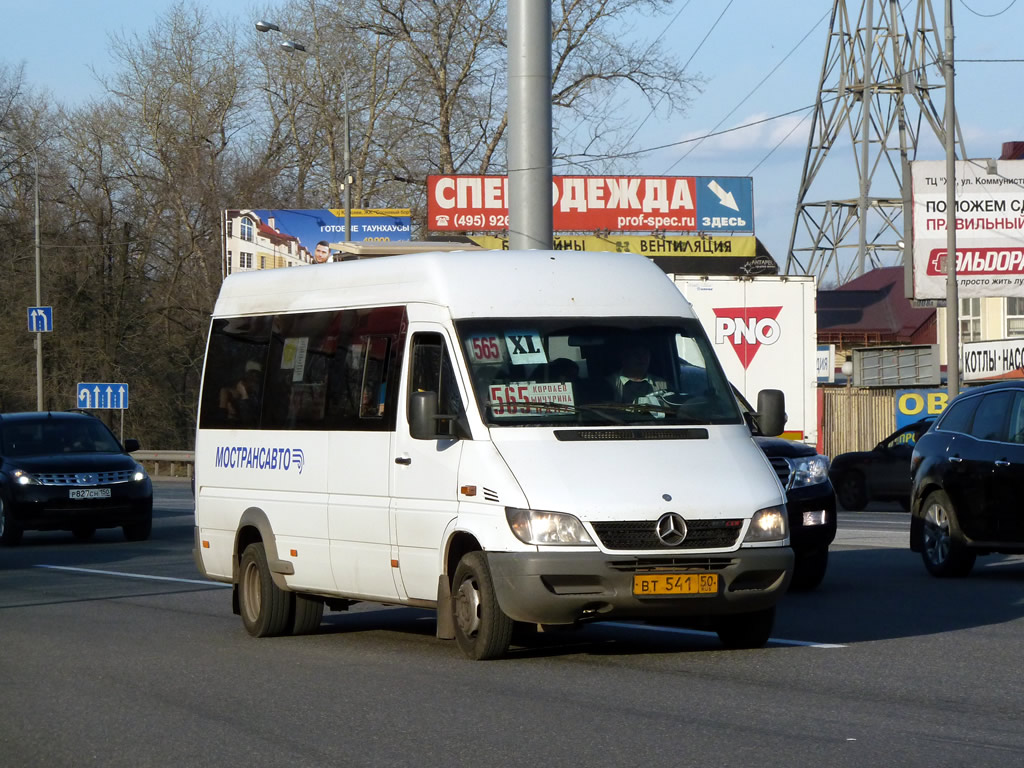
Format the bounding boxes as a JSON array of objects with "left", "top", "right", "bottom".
[{"left": 958, "top": 0, "right": 1018, "bottom": 17}]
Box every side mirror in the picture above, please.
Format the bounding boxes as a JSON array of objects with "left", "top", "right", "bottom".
[
  {"left": 755, "top": 389, "right": 786, "bottom": 437},
  {"left": 410, "top": 391, "right": 439, "bottom": 440},
  {"left": 124, "top": 438, "right": 141, "bottom": 453},
  {"left": 409, "top": 391, "right": 471, "bottom": 441}
]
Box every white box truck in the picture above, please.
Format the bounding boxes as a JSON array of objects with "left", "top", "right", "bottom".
[{"left": 671, "top": 275, "right": 818, "bottom": 447}]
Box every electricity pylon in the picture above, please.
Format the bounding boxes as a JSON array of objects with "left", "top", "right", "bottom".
[{"left": 785, "top": 0, "right": 967, "bottom": 286}]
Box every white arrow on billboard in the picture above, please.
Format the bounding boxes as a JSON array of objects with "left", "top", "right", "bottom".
[
  {"left": 105, "top": 385, "right": 113, "bottom": 407},
  {"left": 79, "top": 388, "right": 92, "bottom": 408},
  {"left": 707, "top": 180, "right": 739, "bottom": 211},
  {"left": 93, "top": 386, "right": 101, "bottom": 407},
  {"left": 118, "top": 385, "right": 126, "bottom": 408}
]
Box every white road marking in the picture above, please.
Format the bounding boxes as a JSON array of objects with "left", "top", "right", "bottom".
[
  {"left": 35, "top": 564, "right": 230, "bottom": 587},
  {"left": 604, "top": 621, "right": 847, "bottom": 648}
]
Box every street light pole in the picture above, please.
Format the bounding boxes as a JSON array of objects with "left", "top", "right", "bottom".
[{"left": 258, "top": 21, "right": 352, "bottom": 241}]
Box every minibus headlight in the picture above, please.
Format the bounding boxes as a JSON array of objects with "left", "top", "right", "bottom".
[
  {"left": 506, "top": 507, "right": 594, "bottom": 546},
  {"left": 10, "top": 469, "right": 40, "bottom": 486},
  {"left": 789, "top": 455, "right": 830, "bottom": 489},
  {"left": 743, "top": 506, "right": 787, "bottom": 542}
]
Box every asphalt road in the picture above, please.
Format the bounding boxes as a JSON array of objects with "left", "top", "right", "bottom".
[{"left": 2, "top": 482, "right": 1023, "bottom": 768}]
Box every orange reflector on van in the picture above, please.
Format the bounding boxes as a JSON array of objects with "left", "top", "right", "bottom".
[
  {"left": 202, "top": 540, "right": 210, "bottom": 548},
  {"left": 391, "top": 559, "right": 399, "bottom": 568},
  {"left": 290, "top": 549, "right": 298, "bottom": 557},
  {"left": 460, "top": 485, "right": 477, "bottom": 497}
]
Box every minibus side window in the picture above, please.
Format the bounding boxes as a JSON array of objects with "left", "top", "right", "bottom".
[
  {"left": 199, "top": 316, "right": 273, "bottom": 429},
  {"left": 262, "top": 310, "right": 344, "bottom": 430},
  {"left": 409, "top": 333, "right": 463, "bottom": 434}
]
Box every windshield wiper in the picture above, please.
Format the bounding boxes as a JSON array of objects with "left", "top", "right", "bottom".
[{"left": 484, "top": 400, "right": 627, "bottom": 425}]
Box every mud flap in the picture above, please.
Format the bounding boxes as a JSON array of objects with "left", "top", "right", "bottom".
[{"left": 435, "top": 574, "right": 455, "bottom": 639}]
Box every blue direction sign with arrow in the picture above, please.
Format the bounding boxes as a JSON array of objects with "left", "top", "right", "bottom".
[
  {"left": 77, "top": 382, "right": 129, "bottom": 410},
  {"left": 27, "top": 306, "right": 53, "bottom": 332},
  {"left": 696, "top": 177, "right": 754, "bottom": 233}
]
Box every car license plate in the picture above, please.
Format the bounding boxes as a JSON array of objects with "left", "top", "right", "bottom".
[
  {"left": 632, "top": 573, "right": 718, "bottom": 596},
  {"left": 69, "top": 488, "right": 111, "bottom": 499}
]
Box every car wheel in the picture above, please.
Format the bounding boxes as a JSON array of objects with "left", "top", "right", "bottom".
[
  {"left": 790, "top": 547, "right": 829, "bottom": 592},
  {"left": 123, "top": 514, "right": 153, "bottom": 542},
  {"left": 290, "top": 593, "right": 325, "bottom": 635},
  {"left": 72, "top": 527, "right": 96, "bottom": 542},
  {"left": 836, "top": 471, "right": 868, "bottom": 510},
  {"left": 238, "top": 542, "right": 291, "bottom": 637},
  {"left": 0, "top": 496, "right": 24, "bottom": 547},
  {"left": 715, "top": 607, "right": 775, "bottom": 649},
  {"left": 920, "top": 491, "right": 976, "bottom": 577},
  {"left": 452, "top": 551, "right": 513, "bottom": 660}
]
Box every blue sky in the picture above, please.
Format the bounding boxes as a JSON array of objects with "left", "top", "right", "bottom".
[{"left": 6, "top": 0, "right": 1024, "bottom": 269}]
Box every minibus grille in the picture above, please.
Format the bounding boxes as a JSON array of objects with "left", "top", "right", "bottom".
[
  {"left": 607, "top": 557, "right": 735, "bottom": 572},
  {"left": 591, "top": 519, "right": 742, "bottom": 551},
  {"left": 768, "top": 457, "right": 791, "bottom": 489}
]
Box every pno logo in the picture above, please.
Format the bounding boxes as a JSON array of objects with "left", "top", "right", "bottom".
[{"left": 713, "top": 306, "right": 783, "bottom": 369}]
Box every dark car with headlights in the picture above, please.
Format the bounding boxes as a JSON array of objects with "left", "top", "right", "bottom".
[
  {"left": 910, "top": 382, "right": 1024, "bottom": 577},
  {"left": 735, "top": 389, "right": 836, "bottom": 590},
  {"left": 0, "top": 411, "right": 152, "bottom": 546},
  {"left": 830, "top": 418, "right": 935, "bottom": 511}
]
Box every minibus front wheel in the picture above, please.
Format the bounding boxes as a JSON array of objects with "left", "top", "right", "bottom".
[
  {"left": 239, "top": 542, "right": 291, "bottom": 637},
  {"left": 452, "top": 552, "right": 513, "bottom": 660}
]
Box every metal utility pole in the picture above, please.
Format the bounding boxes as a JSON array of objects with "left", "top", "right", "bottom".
[
  {"left": 258, "top": 21, "right": 352, "bottom": 241},
  {"left": 507, "top": 0, "right": 553, "bottom": 250},
  {"left": 34, "top": 150, "right": 42, "bottom": 410},
  {"left": 786, "top": 0, "right": 967, "bottom": 286},
  {"left": 943, "top": 0, "right": 959, "bottom": 398}
]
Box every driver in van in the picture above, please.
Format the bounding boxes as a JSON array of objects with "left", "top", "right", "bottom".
[{"left": 612, "top": 345, "right": 667, "bottom": 403}]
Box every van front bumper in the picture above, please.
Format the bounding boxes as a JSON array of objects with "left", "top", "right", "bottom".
[{"left": 486, "top": 547, "right": 793, "bottom": 626}]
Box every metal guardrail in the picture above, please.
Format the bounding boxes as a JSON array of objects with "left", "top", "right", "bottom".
[{"left": 134, "top": 450, "right": 195, "bottom": 479}]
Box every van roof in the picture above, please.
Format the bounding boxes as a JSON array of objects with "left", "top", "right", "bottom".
[{"left": 212, "top": 249, "right": 696, "bottom": 320}]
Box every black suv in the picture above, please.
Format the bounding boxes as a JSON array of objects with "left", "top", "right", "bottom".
[
  {"left": 910, "top": 381, "right": 1024, "bottom": 576},
  {"left": 736, "top": 390, "right": 837, "bottom": 590},
  {"left": 0, "top": 411, "right": 153, "bottom": 545}
]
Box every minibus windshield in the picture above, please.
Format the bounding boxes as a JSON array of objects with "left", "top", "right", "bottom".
[{"left": 454, "top": 317, "right": 743, "bottom": 427}]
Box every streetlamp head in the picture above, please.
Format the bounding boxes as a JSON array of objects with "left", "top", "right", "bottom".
[
  {"left": 281, "top": 40, "right": 307, "bottom": 53},
  {"left": 255, "top": 20, "right": 281, "bottom": 33}
]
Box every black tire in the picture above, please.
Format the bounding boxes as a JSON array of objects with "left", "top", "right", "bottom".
[
  {"left": 715, "top": 607, "right": 775, "bottom": 649},
  {"left": 238, "top": 542, "right": 291, "bottom": 637},
  {"left": 123, "top": 514, "right": 152, "bottom": 542},
  {"left": 790, "top": 547, "right": 829, "bottom": 592},
  {"left": 72, "top": 527, "right": 96, "bottom": 542},
  {"left": 836, "top": 471, "right": 868, "bottom": 511},
  {"left": 451, "top": 551, "right": 513, "bottom": 660},
  {"left": 920, "top": 491, "right": 976, "bottom": 577},
  {"left": 290, "top": 593, "right": 325, "bottom": 635},
  {"left": 0, "top": 496, "right": 23, "bottom": 547}
]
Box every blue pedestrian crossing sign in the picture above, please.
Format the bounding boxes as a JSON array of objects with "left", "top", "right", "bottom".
[
  {"left": 27, "top": 306, "right": 53, "bottom": 332},
  {"left": 77, "top": 382, "right": 129, "bottom": 410}
]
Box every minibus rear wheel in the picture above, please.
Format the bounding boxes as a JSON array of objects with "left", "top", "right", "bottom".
[
  {"left": 452, "top": 552, "right": 513, "bottom": 660},
  {"left": 239, "top": 542, "right": 291, "bottom": 637}
]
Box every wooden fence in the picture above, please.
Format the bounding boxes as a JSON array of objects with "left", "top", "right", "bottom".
[{"left": 819, "top": 386, "right": 901, "bottom": 458}]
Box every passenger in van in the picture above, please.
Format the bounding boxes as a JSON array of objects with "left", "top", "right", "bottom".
[
  {"left": 611, "top": 345, "right": 666, "bottom": 403},
  {"left": 219, "top": 360, "right": 263, "bottom": 423}
]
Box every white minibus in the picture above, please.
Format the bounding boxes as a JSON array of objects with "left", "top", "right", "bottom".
[{"left": 193, "top": 249, "right": 792, "bottom": 659}]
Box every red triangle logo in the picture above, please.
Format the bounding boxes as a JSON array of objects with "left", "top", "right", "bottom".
[{"left": 711, "top": 306, "right": 783, "bottom": 369}]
